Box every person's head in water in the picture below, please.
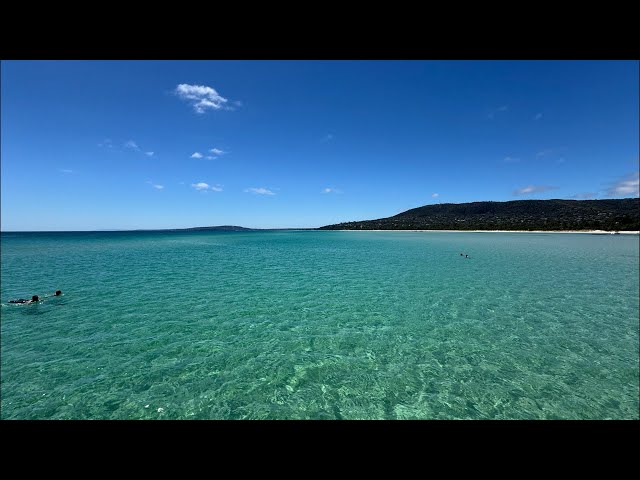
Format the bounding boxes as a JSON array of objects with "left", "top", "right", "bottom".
[
  {"left": 55, "top": 290, "right": 62, "bottom": 296},
  {"left": 31, "top": 295, "right": 39, "bottom": 302}
]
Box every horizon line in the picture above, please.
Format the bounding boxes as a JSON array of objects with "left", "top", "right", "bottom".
[{"left": 2, "top": 197, "right": 637, "bottom": 233}]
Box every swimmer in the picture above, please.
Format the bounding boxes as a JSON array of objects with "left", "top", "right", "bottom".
[
  {"left": 54, "top": 290, "right": 62, "bottom": 296},
  {"left": 9, "top": 295, "right": 39, "bottom": 304}
]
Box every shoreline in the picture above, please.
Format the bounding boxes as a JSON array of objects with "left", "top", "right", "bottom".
[{"left": 332, "top": 229, "right": 640, "bottom": 234}]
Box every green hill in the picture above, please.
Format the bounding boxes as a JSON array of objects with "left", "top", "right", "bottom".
[{"left": 319, "top": 198, "right": 640, "bottom": 231}]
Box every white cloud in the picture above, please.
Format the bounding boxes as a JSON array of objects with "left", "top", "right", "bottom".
[
  {"left": 606, "top": 172, "right": 639, "bottom": 197},
  {"left": 513, "top": 185, "right": 559, "bottom": 196},
  {"left": 245, "top": 187, "right": 275, "bottom": 195},
  {"left": 98, "top": 139, "right": 113, "bottom": 148},
  {"left": 124, "top": 140, "right": 140, "bottom": 151},
  {"left": 175, "top": 83, "right": 230, "bottom": 114},
  {"left": 504, "top": 156, "right": 520, "bottom": 163},
  {"left": 145, "top": 180, "right": 163, "bottom": 190},
  {"left": 534, "top": 113, "right": 543, "bottom": 120},
  {"left": 145, "top": 151, "right": 154, "bottom": 157},
  {"left": 432, "top": 193, "right": 439, "bottom": 198},
  {"left": 191, "top": 149, "right": 226, "bottom": 160},
  {"left": 321, "top": 134, "right": 334, "bottom": 142},
  {"left": 191, "top": 182, "right": 222, "bottom": 192},
  {"left": 59, "top": 169, "right": 73, "bottom": 174},
  {"left": 536, "top": 149, "right": 553, "bottom": 158},
  {"left": 322, "top": 187, "right": 342, "bottom": 194},
  {"left": 191, "top": 182, "right": 210, "bottom": 191}
]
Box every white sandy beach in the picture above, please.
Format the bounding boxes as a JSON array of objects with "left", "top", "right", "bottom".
[{"left": 336, "top": 230, "right": 640, "bottom": 234}]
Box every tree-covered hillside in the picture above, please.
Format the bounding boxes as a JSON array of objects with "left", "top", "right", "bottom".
[{"left": 320, "top": 198, "right": 640, "bottom": 231}]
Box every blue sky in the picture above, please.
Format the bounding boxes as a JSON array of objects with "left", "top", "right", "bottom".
[{"left": 1, "top": 60, "right": 638, "bottom": 231}]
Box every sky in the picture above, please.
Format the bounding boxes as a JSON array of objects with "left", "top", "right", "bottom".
[{"left": 1, "top": 60, "right": 638, "bottom": 231}]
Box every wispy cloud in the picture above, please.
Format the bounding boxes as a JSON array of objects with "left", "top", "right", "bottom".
[
  {"left": 570, "top": 193, "right": 596, "bottom": 199},
  {"left": 191, "top": 182, "right": 222, "bottom": 192},
  {"left": 534, "top": 113, "right": 543, "bottom": 121},
  {"left": 59, "top": 169, "right": 74, "bottom": 174},
  {"left": 175, "top": 84, "right": 232, "bottom": 114},
  {"left": 605, "top": 172, "right": 639, "bottom": 197},
  {"left": 322, "top": 187, "right": 342, "bottom": 194},
  {"left": 513, "top": 185, "right": 559, "bottom": 196},
  {"left": 432, "top": 193, "right": 440, "bottom": 198},
  {"left": 245, "top": 187, "right": 275, "bottom": 196},
  {"left": 99, "top": 138, "right": 153, "bottom": 156},
  {"left": 124, "top": 140, "right": 140, "bottom": 151},
  {"left": 488, "top": 105, "right": 508, "bottom": 119},
  {"left": 145, "top": 180, "right": 164, "bottom": 190},
  {"left": 191, "top": 182, "right": 211, "bottom": 191},
  {"left": 191, "top": 148, "right": 227, "bottom": 160},
  {"left": 503, "top": 156, "right": 520, "bottom": 163},
  {"left": 321, "top": 133, "right": 334, "bottom": 143},
  {"left": 536, "top": 149, "right": 553, "bottom": 158}
]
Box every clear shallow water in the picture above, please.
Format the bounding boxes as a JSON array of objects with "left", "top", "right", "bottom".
[{"left": 1, "top": 230, "right": 638, "bottom": 420}]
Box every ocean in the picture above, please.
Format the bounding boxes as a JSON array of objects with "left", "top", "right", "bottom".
[{"left": 1, "top": 230, "right": 638, "bottom": 419}]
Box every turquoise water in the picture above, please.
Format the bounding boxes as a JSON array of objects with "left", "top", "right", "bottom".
[{"left": 1, "top": 230, "right": 638, "bottom": 419}]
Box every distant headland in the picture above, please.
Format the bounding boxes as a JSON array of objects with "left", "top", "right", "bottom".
[
  {"left": 161, "top": 225, "right": 255, "bottom": 232},
  {"left": 135, "top": 226, "right": 315, "bottom": 232},
  {"left": 318, "top": 198, "right": 640, "bottom": 231}
]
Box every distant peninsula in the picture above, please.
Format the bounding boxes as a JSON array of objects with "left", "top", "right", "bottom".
[
  {"left": 146, "top": 226, "right": 315, "bottom": 232},
  {"left": 163, "top": 225, "right": 255, "bottom": 232},
  {"left": 319, "top": 198, "right": 640, "bottom": 231}
]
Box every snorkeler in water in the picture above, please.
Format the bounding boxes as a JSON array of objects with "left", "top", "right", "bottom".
[
  {"left": 9, "top": 295, "right": 40, "bottom": 304},
  {"left": 8, "top": 290, "right": 62, "bottom": 304}
]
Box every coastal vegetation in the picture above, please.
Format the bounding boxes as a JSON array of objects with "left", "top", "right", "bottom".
[{"left": 319, "top": 198, "right": 640, "bottom": 231}]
